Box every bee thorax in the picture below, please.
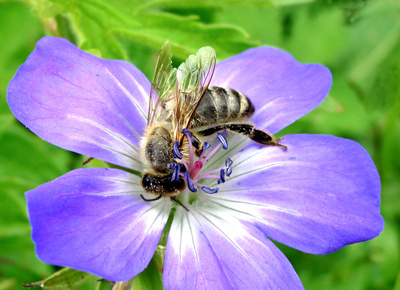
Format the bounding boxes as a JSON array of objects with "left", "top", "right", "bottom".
[{"left": 144, "top": 126, "right": 174, "bottom": 173}]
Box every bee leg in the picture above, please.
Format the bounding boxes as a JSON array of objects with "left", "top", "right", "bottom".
[
  {"left": 226, "top": 124, "right": 287, "bottom": 150},
  {"left": 180, "top": 130, "right": 204, "bottom": 157},
  {"left": 197, "top": 125, "right": 225, "bottom": 137},
  {"left": 170, "top": 197, "right": 189, "bottom": 211},
  {"left": 198, "top": 124, "right": 287, "bottom": 150},
  {"left": 250, "top": 128, "right": 288, "bottom": 151},
  {"left": 191, "top": 134, "right": 204, "bottom": 157},
  {"left": 140, "top": 194, "right": 162, "bottom": 202}
]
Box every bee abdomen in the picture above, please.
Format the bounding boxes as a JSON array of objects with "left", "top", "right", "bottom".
[{"left": 190, "top": 86, "right": 254, "bottom": 128}]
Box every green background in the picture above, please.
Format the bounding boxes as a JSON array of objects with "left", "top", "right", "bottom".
[{"left": 0, "top": 0, "right": 399, "bottom": 289}]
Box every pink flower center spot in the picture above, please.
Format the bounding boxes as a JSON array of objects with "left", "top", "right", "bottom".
[{"left": 171, "top": 129, "right": 233, "bottom": 195}]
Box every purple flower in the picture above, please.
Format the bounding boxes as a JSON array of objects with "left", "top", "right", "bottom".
[{"left": 7, "top": 37, "right": 383, "bottom": 289}]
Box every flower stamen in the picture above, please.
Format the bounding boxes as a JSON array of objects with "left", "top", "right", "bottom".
[
  {"left": 198, "top": 142, "right": 211, "bottom": 160},
  {"left": 217, "top": 133, "right": 228, "bottom": 150},
  {"left": 171, "top": 163, "right": 181, "bottom": 181},
  {"left": 225, "top": 157, "right": 233, "bottom": 177},
  {"left": 173, "top": 140, "right": 183, "bottom": 159},
  {"left": 218, "top": 168, "right": 225, "bottom": 184},
  {"left": 201, "top": 186, "right": 219, "bottom": 194},
  {"left": 202, "top": 139, "right": 224, "bottom": 164},
  {"left": 178, "top": 129, "right": 234, "bottom": 195},
  {"left": 185, "top": 171, "right": 197, "bottom": 192}
]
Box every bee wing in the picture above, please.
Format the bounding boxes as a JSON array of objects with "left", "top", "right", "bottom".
[
  {"left": 148, "top": 41, "right": 177, "bottom": 126},
  {"left": 171, "top": 46, "right": 216, "bottom": 141}
]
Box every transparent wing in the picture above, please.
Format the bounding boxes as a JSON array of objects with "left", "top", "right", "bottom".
[
  {"left": 170, "top": 46, "right": 216, "bottom": 141},
  {"left": 148, "top": 41, "right": 177, "bottom": 126}
]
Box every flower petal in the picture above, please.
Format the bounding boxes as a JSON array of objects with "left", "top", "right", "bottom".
[
  {"left": 7, "top": 36, "right": 150, "bottom": 170},
  {"left": 163, "top": 207, "right": 303, "bottom": 289},
  {"left": 26, "top": 168, "right": 171, "bottom": 281},
  {"left": 211, "top": 47, "right": 332, "bottom": 134},
  {"left": 213, "top": 134, "right": 384, "bottom": 254}
]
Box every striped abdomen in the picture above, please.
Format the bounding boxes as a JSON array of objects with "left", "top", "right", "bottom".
[{"left": 189, "top": 86, "right": 255, "bottom": 128}]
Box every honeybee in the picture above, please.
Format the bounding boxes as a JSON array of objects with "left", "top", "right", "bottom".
[{"left": 140, "top": 42, "right": 286, "bottom": 202}]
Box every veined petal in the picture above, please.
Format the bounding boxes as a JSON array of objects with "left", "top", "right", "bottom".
[
  {"left": 7, "top": 36, "right": 150, "bottom": 170},
  {"left": 163, "top": 206, "right": 303, "bottom": 289},
  {"left": 211, "top": 134, "right": 383, "bottom": 254},
  {"left": 211, "top": 47, "right": 332, "bottom": 134},
  {"left": 26, "top": 168, "right": 171, "bottom": 281}
]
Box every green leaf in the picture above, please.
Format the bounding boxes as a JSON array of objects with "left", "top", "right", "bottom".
[
  {"left": 133, "top": 258, "right": 164, "bottom": 290},
  {"left": 0, "top": 279, "right": 17, "bottom": 290},
  {"left": 0, "top": 3, "right": 68, "bottom": 287},
  {"left": 0, "top": 1, "right": 43, "bottom": 113},
  {"left": 340, "top": 2, "right": 400, "bottom": 97},
  {"left": 114, "top": 11, "right": 257, "bottom": 60},
  {"left": 0, "top": 123, "right": 72, "bottom": 183},
  {"left": 284, "top": 7, "right": 348, "bottom": 64},
  {"left": 22, "top": 268, "right": 99, "bottom": 289},
  {"left": 273, "top": 0, "right": 315, "bottom": 4},
  {"left": 28, "top": 0, "right": 258, "bottom": 61},
  {"left": 96, "top": 279, "right": 113, "bottom": 290},
  {"left": 0, "top": 113, "right": 14, "bottom": 135},
  {"left": 395, "top": 271, "right": 400, "bottom": 290},
  {"left": 318, "top": 95, "right": 343, "bottom": 113},
  {"left": 0, "top": 122, "right": 74, "bottom": 287},
  {"left": 135, "top": 0, "right": 272, "bottom": 11},
  {"left": 48, "top": 0, "right": 141, "bottom": 59},
  {"left": 134, "top": 0, "right": 314, "bottom": 11},
  {"left": 281, "top": 77, "right": 371, "bottom": 144},
  {"left": 0, "top": 227, "right": 53, "bottom": 287},
  {"left": 0, "top": 177, "right": 53, "bottom": 287}
]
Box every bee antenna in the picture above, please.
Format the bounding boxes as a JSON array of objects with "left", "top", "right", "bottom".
[{"left": 170, "top": 197, "right": 189, "bottom": 211}]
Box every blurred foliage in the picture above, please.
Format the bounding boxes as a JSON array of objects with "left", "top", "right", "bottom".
[
  {"left": 0, "top": 0, "right": 399, "bottom": 289},
  {"left": 21, "top": 268, "right": 99, "bottom": 289}
]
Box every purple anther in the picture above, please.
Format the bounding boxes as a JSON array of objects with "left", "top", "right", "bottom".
[
  {"left": 173, "top": 140, "right": 183, "bottom": 159},
  {"left": 219, "top": 168, "right": 225, "bottom": 183},
  {"left": 171, "top": 163, "right": 181, "bottom": 181},
  {"left": 203, "top": 142, "right": 211, "bottom": 150},
  {"left": 225, "top": 157, "right": 233, "bottom": 176},
  {"left": 182, "top": 128, "right": 192, "bottom": 137},
  {"left": 225, "top": 157, "right": 233, "bottom": 167},
  {"left": 201, "top": 186, "right": 219, "bottom": 194},
  {"left": 217, "top": 133, "right": 228, "bottom": 150},
  {"left": 185, "top": 172, "right": 197, "bottom": 192}
]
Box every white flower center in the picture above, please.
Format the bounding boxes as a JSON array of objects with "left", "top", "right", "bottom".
[{"left": 171, "top": 129, "right": 233, "bottom": 196}]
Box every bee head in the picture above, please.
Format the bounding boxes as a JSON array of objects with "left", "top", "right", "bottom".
[{"left": 141, "top": 173, "right": 186, "bottom": 196}]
